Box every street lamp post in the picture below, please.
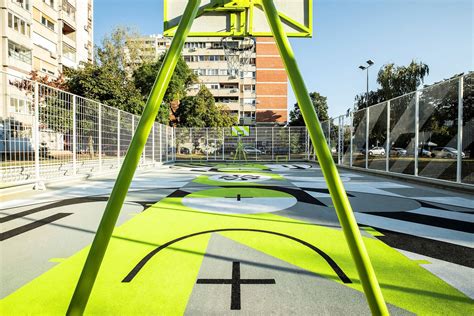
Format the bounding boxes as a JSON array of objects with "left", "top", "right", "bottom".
[{"left": 359, "top": 59, "right": 375, "bottom": 109}]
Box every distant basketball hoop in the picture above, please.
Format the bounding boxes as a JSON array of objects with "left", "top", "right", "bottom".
[{"left": 221, "top": 37, "right": 255, "bottom": 79}]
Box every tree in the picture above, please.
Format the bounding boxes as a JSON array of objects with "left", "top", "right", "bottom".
[
  {"left": 175, "top": 86, "right": 237, "bottom": 127},
  {"left": 289, "top": 92, "right": 329, "bottom": 126},
  {"left": 133, "top": 53, "right": 197, "bottom": 125},
  {"left": 65, "top": 27, "right": 145, "bottom": 115},
  {"left": 355, "top": 60, "right": 430, "bottom": 110}
]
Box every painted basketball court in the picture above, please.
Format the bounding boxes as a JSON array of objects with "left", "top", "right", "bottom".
[{"left": 1, "top": 163, "right": 472, "bottom": 314}]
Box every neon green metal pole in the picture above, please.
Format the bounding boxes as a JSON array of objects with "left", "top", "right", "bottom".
[
  {"left": 66, "top": 1, "right": 201, "bottom": 315},
  {"left": 260, "top": 1, "right": 389, "bottom": 315}
]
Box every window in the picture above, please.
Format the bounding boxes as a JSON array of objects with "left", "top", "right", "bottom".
[
  {"left": 62, "top": 1, "right": 76, "bottom": 20},
  {"left": 10, "top": 97, "right": 32, "bottom": 114},
  {"left": 63, "top": 43, "right": 76, "bottom": 61},
  {"left": 41, "top": 15, "right": 55, "bottom": 31},
  {"left": 8, "top": 41, "right": 32, "bottom": 64},
  {"left": 240, "top": 71, "right": 256, "bottom": 79},
  {"left": 243, "top": 98, "right": 256, "bottom": 105},
  {"left": 184, "top": 42, "right": 206, "bottom": 49},
  {"left": 32, "top": 32, "right": 57, "bottom": 53},
  {"left": 43, "top": 0, "right": 54, "bottom": 8},
  {"left": 11, "top": 0, "right": 30, "bottom": 10},
  {"left": 209, "top": 84, "right": 219, "bottom": 90},
  {"left": 244, "top": 84, "right": 256, "bottom": 92},
  {"left": 7, "top": 12, "right": 31, "bottom": 36}
]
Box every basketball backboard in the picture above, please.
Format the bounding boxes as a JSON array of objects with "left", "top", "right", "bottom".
[{"left": 164, "top": 0, "right": 312, "bottom": 38}]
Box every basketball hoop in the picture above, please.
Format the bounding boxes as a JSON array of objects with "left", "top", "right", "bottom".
[{"left": 221, "top": 37, "right": 255, "bottom": 79}]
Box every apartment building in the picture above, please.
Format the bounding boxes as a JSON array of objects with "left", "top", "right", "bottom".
[
  {"left": 129, "top": 35, "right": 288, "bottom": 126},
  {"left": 0, "top": 0, "right": 93, "bottom": 118}
]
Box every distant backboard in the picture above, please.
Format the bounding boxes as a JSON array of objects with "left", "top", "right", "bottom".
[
  {"left": 231, "top": 126, "right": 250, "bottom": 137},
  {"left": 164, "top": 0, "right": 312, "bottom": 38}
]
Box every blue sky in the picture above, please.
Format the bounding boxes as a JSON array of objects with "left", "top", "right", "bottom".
[{"left": 94, "top": 0, "right": 473, "bottom": 117}]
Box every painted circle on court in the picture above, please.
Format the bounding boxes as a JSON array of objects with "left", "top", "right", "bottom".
[
  {"left": 217, "top": 167, "right": 264, "bottom": 172},
  {"left": 182, "top": 188, "right": 297, "bottom": 214},
  {"left": 208, "top": 173, "right": 272, "bottom": 183}
]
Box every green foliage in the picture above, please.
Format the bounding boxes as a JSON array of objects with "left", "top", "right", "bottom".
[
  {"left": 355, "top": 60, "right": 430, "bottom": 110},
  {"left": 289, "top": 92, "right": 329, "bottom": 126},
  {"left": 65, "top": 27, "right": 145, "bottom": 115},
  {"left": 175, "top": 86, "right": 237, "bottom": 127},
  {"left": 133, "top": 53, "right": 197, "bottom": 124}
]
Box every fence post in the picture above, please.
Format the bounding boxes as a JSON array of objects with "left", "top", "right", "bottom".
[
  {"left": 365, "top": 108, "right": 369, "bottom": 169},
  {"left": 288, "top": 127, "right": 291, "bottom": 161},
  {"left": 222, "top": 128, "right": 225, "bottom": 161},
  {"left": 189, "top": 128, "right": 192, "bottom": 161},
  {"left": 255, "top": 127, "right": 258, "bottom": 161},
  {"left": 152, "top": 124, "right": 155, "bottom": 165},
  {"left": 166, "top": 126, "right": 169, "bottom": 162},
  {"left": 206, "top": 128, "right": 209, "bottom": 161},
  {"left": 98, "top": 103, "right": 102, "bottom": 172},
  {"left": 328, "top": 120, "right": 331, "bottom": 148},
  {"left": 350, "top": 111, "right": 353, "bottom": 167},
  {"left": 457, "top": 76, "right": 464, "bottom": 183},
  {"left": 338, "top": 116, "right": 342, "bottom": 165},
  {"left": 414, "top": 91, "right": 420, "bottom": 176},
  {"left": 272, "top": 127, "right": 275, "bottom": 161},
  {"left": 72, "top": 95, "right": 77, "bottom": 176},
  {"left": 159, "top": 124, "right": 162, "bottom": 163},
  {"left": 117, "top": 110, "right": 120, "bottom": 167},
  {"left": 386, "top": 101, "right": 390, "bottom": 172},
  {"left": 33, "top": 82, "right": 44, "bottom": 190}
]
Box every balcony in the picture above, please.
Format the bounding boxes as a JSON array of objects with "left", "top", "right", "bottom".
[{"left": 211, "top": 88, "right": 239, "bottom": 97}]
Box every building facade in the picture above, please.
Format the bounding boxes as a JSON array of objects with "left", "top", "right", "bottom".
[
  {"left": 129, "top": 35, "right": 288, "bottom": 126},
  {"left": 1, "top": 0, "right": 93, "bottom": 118}
]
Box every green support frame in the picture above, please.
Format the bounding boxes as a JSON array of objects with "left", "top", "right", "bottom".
[
  {"left": 67, "top": 0, "right": 389, "bottom": 314},
  {"left": 260, "top": 1, "right": 389, "bottom": 314}
]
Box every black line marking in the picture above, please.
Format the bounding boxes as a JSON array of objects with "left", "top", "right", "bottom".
[
  {"left": 417, "top": 200, "right": 474, "bottom": 213},
  {"left": 227, "top": 185, "right": 328, "bottom": 207},
  {"left": 366, "top": 211, "right": 474, "bottom": 234},
  {"left": 122, "top": 228, "right": 351, "bottom": 284},
  {"left": 0, "top": 213, "right": 73, "bottom": 241},
  {"left": 373, "top": 227, "right": 474, "bottom": 268},
  {"left": 0, "top": 197, "right": 156, "bottom": 221},
  {"left": 0, "top": 197, "right": 104, "bottom": 223},
  {"left": 300, "top": 187, "right": 355, "bottom": 198},
  {"left": 197, "top": 261, "right": 275, "bottom": 310},
  {"left": 166, "top": 190, "right": 190, "bottom": 198}
]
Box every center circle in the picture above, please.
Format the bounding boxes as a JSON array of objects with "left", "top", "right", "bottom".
[
  {"left": 208, "top": 173, "right": 272, "bottom": 183},
  {"left": 181, "top": 188, "right": 298, "bottom": 214}
]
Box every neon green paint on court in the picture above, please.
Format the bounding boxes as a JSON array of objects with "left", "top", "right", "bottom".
[
  {"left": 1, "top": 187, "right": 472, "bottom": 315},
  {"left": 361, "top": 226, "right": 384, "bottom": 237}
]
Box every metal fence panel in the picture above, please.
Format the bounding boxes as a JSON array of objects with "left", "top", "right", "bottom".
[{"left": 1, "top": 70, "right": 472, "bottom": 188}]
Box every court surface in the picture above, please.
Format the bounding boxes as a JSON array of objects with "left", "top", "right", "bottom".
[{"left": 1, "top": 163, "right": 473, "bottom": 315}]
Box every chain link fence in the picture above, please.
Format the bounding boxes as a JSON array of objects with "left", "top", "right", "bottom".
[
  {"left": 175, "top": 126, "right": 309, "bottom": 162},
  {"left": 1, "top": 70, "right": 472, "bottom": 188},
  {"left": 0, "top": 71, "right": 174, "bottom": 187},
  {"left": 323, "top": 72, "right": 473, "bottom": 185}
]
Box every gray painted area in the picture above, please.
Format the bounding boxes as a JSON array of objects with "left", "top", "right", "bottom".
[
  {"left": 0, "top": 168, "right": 193, "bottom": 298},
  {"left": 397, "top": 249, "right": 474, "bottom": 299},
  {"left": 0, "top": 201, "right": 142, "bottom": 298},
  {"left": 354, "top": 212, "right": 474, "bottom": 248},
  {"left": 185, "top": 234, "right": 412, "bottom": 315}
]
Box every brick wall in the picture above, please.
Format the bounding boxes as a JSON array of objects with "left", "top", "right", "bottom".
[{"left": 255, "top": 37, "right": 288, "bottom": 124}]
